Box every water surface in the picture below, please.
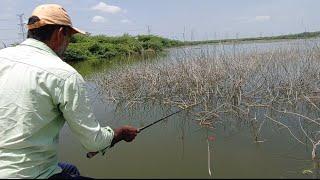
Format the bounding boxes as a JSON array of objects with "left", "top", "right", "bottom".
[{"left": 58, "top": 39, "right": 320, "bottom": 178}]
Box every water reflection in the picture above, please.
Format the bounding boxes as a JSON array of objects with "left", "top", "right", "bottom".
[
  {"left": 68, "top": 53, "right": 164, "bottom": 77},
  {"left": 59, "top": 89, "right": 319, "bottom": 178}
]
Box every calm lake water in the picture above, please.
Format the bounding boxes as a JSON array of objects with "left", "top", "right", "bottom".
[{"left": 59, "top": 40, "right": 320, "bottom": 179}]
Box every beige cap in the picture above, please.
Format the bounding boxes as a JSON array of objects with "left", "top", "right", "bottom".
[{"left": 27, "top": 4, "right": 85, "bottom": 34}]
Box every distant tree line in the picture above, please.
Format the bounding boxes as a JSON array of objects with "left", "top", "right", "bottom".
[
  {"left": 183, "top": 31, "right": 320, "bottom": 46},
  {"left": 63, "top": 31, "right": 320, "bottom": 62}
]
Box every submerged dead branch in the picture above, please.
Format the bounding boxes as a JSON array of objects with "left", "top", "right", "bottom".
[{"left": 91, "top": 39, "right": 320, "bottom": 165}]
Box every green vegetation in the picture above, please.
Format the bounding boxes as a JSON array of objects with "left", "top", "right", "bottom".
[
  {"left": 184, "top": 31, "right": 320, "bottom": 46},
  {"left": 64, "top": 34, "right": 183, "bottom": 61},
  {"left": 65, "top": 31, "right": 320, "bottom": 62}
]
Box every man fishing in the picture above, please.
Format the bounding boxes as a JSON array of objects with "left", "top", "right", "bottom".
[{"left": 0, "top": 4, "right": 138, "bottom": 179}]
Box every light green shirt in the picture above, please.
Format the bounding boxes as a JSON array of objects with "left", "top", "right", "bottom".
[{"left": 0, "top": 38, "right": 114, "bottom": 178}]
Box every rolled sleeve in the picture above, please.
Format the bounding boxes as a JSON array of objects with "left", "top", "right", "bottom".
[{"left": 58, "top": 73, "right": 114, "bottom": 152}]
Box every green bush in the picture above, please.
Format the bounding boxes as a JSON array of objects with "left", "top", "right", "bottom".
[
  {"left": 142, "top": 39, "right": 163, "bottom": 51},
  {"left": 64, "top": 44, "right": 89, "bottom": 61},
  {"left": 70, "top": 34, "right": 91, "bottom": 43},
  {"left": 88, "top": 43, "right": 104, "bottom": 55},
  {"left": 64, "top": 34, "right": 183, "bottom": 61}
]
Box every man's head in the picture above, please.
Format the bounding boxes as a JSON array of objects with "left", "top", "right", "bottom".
[{"left": 27, "top": 4, "right": 85, "bottom": 57}]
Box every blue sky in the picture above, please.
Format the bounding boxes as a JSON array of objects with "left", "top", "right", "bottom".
[{"left": 0, "top": 0, "right": 319, "bottom": 45}]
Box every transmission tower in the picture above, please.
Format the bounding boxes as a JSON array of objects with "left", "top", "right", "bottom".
[
  {"left": 147, "top": 25, "right": 151, "bottom": 35},
  {"left": 191, "top": 29, "right": 194, "bottom": 41},
  {"left": 183, "top": 26, "right": 186, "bottom": 42},
  {"left": 17, "top": 13, "right": 26, "bottom": 41}
]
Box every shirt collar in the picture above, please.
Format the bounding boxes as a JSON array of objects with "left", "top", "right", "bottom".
[{"left": 20, "top": 38, "right": 58, "bottom": 57}]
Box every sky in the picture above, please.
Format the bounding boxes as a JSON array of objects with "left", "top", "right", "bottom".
[{"left": 0, "top": 0, "right": 320, "bottom": 45}]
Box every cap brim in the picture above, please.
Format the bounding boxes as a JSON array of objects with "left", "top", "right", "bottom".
[{"left": 71, "top": 27, "right": 86, "bottom": 35}]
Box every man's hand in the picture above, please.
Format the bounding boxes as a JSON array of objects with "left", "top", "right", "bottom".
[
  {"left": 111, "top": 125, "right": 138, "bottom": 147},
  {"left": 86, "top": 125, "right": 138, "bottom": 158}
]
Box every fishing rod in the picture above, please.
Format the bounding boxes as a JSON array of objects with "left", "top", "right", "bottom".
[{"left": 86, "top": 104, "right": 197, "bottom": 159}]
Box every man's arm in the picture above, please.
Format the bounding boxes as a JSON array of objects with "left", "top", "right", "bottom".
[{"left": 57, "top": 73, "right": 137, "bottom": 152}]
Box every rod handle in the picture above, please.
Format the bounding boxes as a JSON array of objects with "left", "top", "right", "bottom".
[
  {"left": 86, "top": 130, "right": 141, "bottom": 159},
  {"left": 86, "top": 152, "right": 99, "bottom": 159}
]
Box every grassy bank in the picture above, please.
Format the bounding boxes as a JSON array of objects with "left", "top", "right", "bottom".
[
  {"left": 64, "top": 34, "right": 183, "bottom": 61},
  {"left": 183, "top": 31, "right": 320, "bottom": 46},
  {"left": 65, "top": 31, "right": 320, "bottom": 62}
]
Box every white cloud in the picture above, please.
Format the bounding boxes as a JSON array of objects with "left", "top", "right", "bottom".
[
  {"left": 236, "top": 16, "right": 271, "bottom": 23},
  {"left": 91, "top": 2, "right": 122, "bottom": 14},
  {"left": 120, "top": 19, "right": 131, "bottom": 24},
  {"left": 91, "top": 16, "right": 106, "bottom": 23},
  {"left": 254, "top": 16, "right": 271, "bottom": 22}
]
